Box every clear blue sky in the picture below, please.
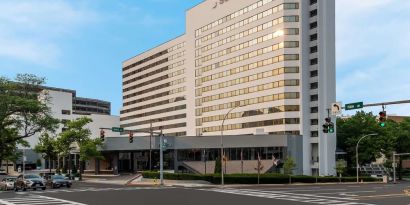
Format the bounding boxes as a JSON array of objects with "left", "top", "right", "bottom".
[{"left": 1, "top": 0, "right": 409, "bottom": 116}]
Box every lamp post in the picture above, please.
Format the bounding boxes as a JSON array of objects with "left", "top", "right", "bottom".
[
  {"left": 221, "top": 104, "right": 242, "bottom": 186},
  {"left": 356, "top": 133, "right": 378, "bottom": 183}
]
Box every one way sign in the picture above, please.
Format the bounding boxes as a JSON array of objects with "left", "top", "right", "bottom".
[{"left": 331, "top": 102, "right": 342, "bottom": 115}]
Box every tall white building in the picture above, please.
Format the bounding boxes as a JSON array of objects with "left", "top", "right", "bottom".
[{"left": 121, "top": 0, "right": 335, "bottom": 176}]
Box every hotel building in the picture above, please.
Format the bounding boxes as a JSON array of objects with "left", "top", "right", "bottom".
[{"left": 121, "top": 0, "right": 335, "bottom": 176}]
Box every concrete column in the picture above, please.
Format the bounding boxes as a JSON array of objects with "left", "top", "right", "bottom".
[
  {"left": 173, "top": 150, "right": 178, "bottom": 172},
  {"left": 94, "top": 159, "right": 100, "bottom": 175},
  {"left": 112, "top": 153, "right": 119, "bottom": 175}
]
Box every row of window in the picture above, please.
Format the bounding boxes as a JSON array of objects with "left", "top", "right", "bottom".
[
  {"left": 123, "top": 69, "right": 185, "bottom": 92},
  {"left": 123, "top": 50, "right": 167, "bottom": 72},
  {"left": 196, "top": 0, "right": 276, "bottom": 36},
  {"left": 123, "top": 42, "right": 185, "bottom": 72},
  {"left": 123, "top": 60, "right": 185, "bottom": 86},
  {"left": 121, "top": 114, "right": 186, "bottom": 128},
  {"left": 197, "top": 40, "right": 299, "bottom": 74},
  {"left": 123, "top": 86, "right": 185, "bottom": 107},
  {"left": 197, "top": 41, "right": 299, "bottom": 68},
  {"left": 198, "top": 79, "right": 299, "bottom": 105},
  {"left": 196, "top": 4, "right": 299, "bottom": 47},
  {"left": 195, "top": 14, "right": 299, "bottom": 57},
  {"left": 123, "top": 78, "right": 185, "bottom": 99},
  {"left": 197, "top": 25, "right": 299, "bottom": 64},
  {"left": 198, "top": 118, "right": 300, "bottom": 134},
  {"left": 269, "top": 130, "right": 300, "bottom": 135},
  {"left": 123, "top": 58, "right": 168, "bottom": 78},
  {"left": 196, "top": 92, "right": 300, "bottom": 116},
  {"left": 168, "top": 50, "right": 185, "bottom": 61},
  {"left": 122, "top": 122, "right": 186, "bottom": 130},
  {"left": 195, "top": 53, "right": 299, "bottom": 85},
  {"left": 121, "top": 96, "right": 185, "bottom": 114},
  {"left": 120, "top": 105, "right": 186, "bottom": 121},
  {"left": 196, "top": 67, "right": 299, "bottom": 96},
  {"left": 197, "top": 105, "right": 300, "bottom": 125}
]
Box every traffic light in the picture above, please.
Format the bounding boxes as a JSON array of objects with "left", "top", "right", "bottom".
[
  {"left": 129, "top": 131, "right": 134, "bottom": 143},
  {"left": 323, "top": 117, "right": 334, "bottom": 133},
  {"left": 379, "top": 111, "right": 387, "bottom": 127},
  {"left": 100, "top": 129, "right": 105, "bottom": 141}
]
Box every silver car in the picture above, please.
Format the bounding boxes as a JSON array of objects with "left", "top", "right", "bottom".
[{"left": 1, "top": 177, "right": 16, "bottom": 191}]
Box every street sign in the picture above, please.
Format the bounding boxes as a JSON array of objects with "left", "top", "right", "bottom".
[
  {"left": 111, "top": 127, "right": 124, "bottom": 132},
  {"left": 392, "top": 162, "right": 398, "bottom": 168},
  {"left": 331, "top": 102, "right": 342, "bottom": 115},
  {"left": 345, "top": 102, "right": 363, "bottom": 110}
]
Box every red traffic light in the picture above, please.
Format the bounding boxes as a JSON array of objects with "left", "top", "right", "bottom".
[
  {"left": 129, "top": 131, "right": 134, "bottom": 143},
  {"left": 325, "top": 117, "right": 331, "bottom": 123},
  {"left": 100, "top": 129, "right": 105, "bottom": 141}
]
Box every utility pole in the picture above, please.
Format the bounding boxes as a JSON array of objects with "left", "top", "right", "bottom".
[
  {"left": 149, "top": 122, "right": 152, "bottom": 171},
  {"left": 393, "top": 151, "right": 396, "bottom": 184},
  {"left": 159, "top": 128, "right": 164, "bottom": 186}
]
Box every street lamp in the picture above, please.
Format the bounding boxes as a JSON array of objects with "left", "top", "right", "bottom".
[
  {"left": 356, "top": 133, "right": 378, "bottom": 183},
  {"left": 221, "top": 103, "right": 243, "bottom": 186}
]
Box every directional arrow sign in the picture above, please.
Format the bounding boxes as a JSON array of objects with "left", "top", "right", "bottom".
[
  {"left": 345, "top": 102, "right": 363, "bottom": 110},
  {"left": 111, "top": 127, "right": 124, "bottom": 132}
]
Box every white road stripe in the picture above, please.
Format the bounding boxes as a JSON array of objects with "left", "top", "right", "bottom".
[
  {"left": 200, "top": 188, "right": 375, "bottom": 205},
  {"left": 0, "top": 195, "right": 87, "bottom": 205}
]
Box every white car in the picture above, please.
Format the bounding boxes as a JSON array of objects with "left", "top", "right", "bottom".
[
  {"left": 0, "top": 168, "right": 6, "bottom": 175},
  {"left": 1, "top": 177, "right": 17, "bottom": 191}
]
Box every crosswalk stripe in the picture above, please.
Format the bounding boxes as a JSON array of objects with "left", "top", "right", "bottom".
[
  {"left": 0, "top": 195, "right": 87, "bottom": 205},
  {"left": 12, "top": 186, "right": 173, "bottom": 195},
  {"left": 199, "top": 188, "right": 375, "bottom": 205}
]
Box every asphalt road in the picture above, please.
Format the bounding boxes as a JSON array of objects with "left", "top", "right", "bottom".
[{"left": 1, "top": 181, "right": 410, "bottom": 205}]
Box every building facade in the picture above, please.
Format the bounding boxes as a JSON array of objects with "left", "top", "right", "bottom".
[{"left": 121, "top": 0, "right": 336, "bottom": 176}]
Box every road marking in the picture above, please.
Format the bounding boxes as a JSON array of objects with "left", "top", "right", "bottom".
[
  {"left": 352, "top": 193, "right": 407, "bottom": 199},
  {"left": 199, "top": 188, "right": 375, "bottom": 205},
  {"left": 14, "top": 186, "right": 173, "bottom": 195},
  {"left": 0, "top": 195, "right": 86, "bottom": 205}
]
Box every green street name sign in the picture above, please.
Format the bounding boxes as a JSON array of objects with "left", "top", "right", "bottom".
[
  {"left": 112, "top": 127, "right": 124, "bottom": 132},
  {"left": 345, "top": 102, "right": 363, "bottom": 110}
]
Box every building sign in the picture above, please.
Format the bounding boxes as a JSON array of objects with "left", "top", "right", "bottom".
[{"left": 213, "top": 0, "right": 229, "bottom": 9}]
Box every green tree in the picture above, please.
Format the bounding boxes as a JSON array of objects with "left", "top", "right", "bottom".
[
  {"left": 34, "top": 133, "right": 58, "bottom": 173},
  {"left": 214, "top": 157, "right": 222, "bottom": 174},
  {"left": 395, "top": 118, "right": 410, "bottom": 180},
  {"left": 59, "top": 117, "right": 100, "bottom": 180},
  {"left": 336, "top": 111, "right": 397, "bottom": 173},
  {"left": 0, "top": 74, "right": 59, "bottom": 163},
  {"left": 283, "top": 157, "right": 296, "bottom": 184},
  {"left": 336, "top": 159, "right": 346, "bottom": 182}
]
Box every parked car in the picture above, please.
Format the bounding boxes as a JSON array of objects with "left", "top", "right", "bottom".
[
  {"left": 46, "top": 175, "right": 72, "bottom": 189},
  {"left": 1, "top": 177, "right": 16, "bottom": 191},
  {"left": 0, "top": 168, "right": 6, "bottom": 175},
  {"left": 14, "top": 174, "right": 46, "bottom": 191}
]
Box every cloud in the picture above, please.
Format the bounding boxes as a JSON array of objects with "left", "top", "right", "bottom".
[
  {"left": 0, "top": 0, "right": 98, "bottom": 68},
  {"left": 336, "top": 0, "right": 410, "bottom": 115}
]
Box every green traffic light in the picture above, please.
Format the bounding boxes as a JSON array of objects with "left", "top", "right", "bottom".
[
  {"left": 380, "top": 122, "right": 386, "bottom": 127},
  {"left": 328, "top": 128, "right": 334, "bottom": 133}
]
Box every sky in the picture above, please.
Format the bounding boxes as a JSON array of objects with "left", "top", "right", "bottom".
[{"left": 1, "top": 0, "right": 409, "bottom": 117}]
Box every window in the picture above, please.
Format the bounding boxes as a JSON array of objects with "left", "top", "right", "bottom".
[
  {"left": 310, "top": 94, "right": 318, "bottom": 101},
  {"left": 310, "top": 107, "right": 318, "bottom": 113},
  {"left": 311, "top": 131, "right": 319, "bottom": 137},
  {"left": 310, "top": 34, "right": 318, "bottom": 41},
  {"left": 311, "top": 119, "right": 318, "bottom": 125},
  {"left": 310, "top": 82, "right": 318, "bottom": 89},
  {"left": 310, "top": 22, "right": 318, "bottom": 29},
  {"left": 310, "top": 9, "right": 317, "bottom": 17},
  {"left": 310, "top": 58, "right": 318, "bottom": 65},
  {"left": 310, "top": 46, "right": 318, "bottom": 54},
  {"left": 310, "top": 70, "right": 318, "bottom": 77},
  {"left": 310, "top": 0, "right": 317, "bottom": 5},
  {"left": 61, "top": 110, "right": 71, "bottom": 115}
]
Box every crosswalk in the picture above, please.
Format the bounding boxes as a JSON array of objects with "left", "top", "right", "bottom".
[
  {"left": 0, "top": 195, "right": 86, "bottom": 205},
  {"left": 14, "top": 186, "right": 170, "bottom": 195},
  {"left": 199, "top": 188, "right": 376, "bottom": 205}
]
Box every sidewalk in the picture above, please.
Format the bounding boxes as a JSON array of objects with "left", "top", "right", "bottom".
[{"left": 82, "top": 174, "right": 139, "bottom": 185}]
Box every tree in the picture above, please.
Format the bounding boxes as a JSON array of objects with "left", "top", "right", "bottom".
[
  {"left": 394, "top": 118, "right": 410, "bottom": 180},
  {"left": 283, "top": 157, "right": 296, "bottom": 184},
  {"left": 214, "top": 157, "right": 222, "bottom": 174},
  {"left": 0, "top": 74, "right": 59, "bottom": 163},
  {"left": 336, "top": 159, "right": 346, "bottom": 182},
  {"left": 59, "top": 117, "right": 99, "bottom": 180},
  {"left": 336, "top": 111, "right": 397, "bottom": 173},
  {"left": 34, "top": 133, "right": 58, "bottom": 173}
]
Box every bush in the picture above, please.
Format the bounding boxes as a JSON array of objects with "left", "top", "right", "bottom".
[{"left": 141, "top": 172, "right": 380, "bottom": 184}]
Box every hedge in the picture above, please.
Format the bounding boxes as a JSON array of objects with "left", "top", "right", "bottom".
[{"left": 141, "top": 172, "right": 380, "bottom": 184}]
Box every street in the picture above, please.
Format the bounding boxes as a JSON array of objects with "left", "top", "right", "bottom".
[{"left": 1, "top": 181, "right": 410, "bottom": 205}]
